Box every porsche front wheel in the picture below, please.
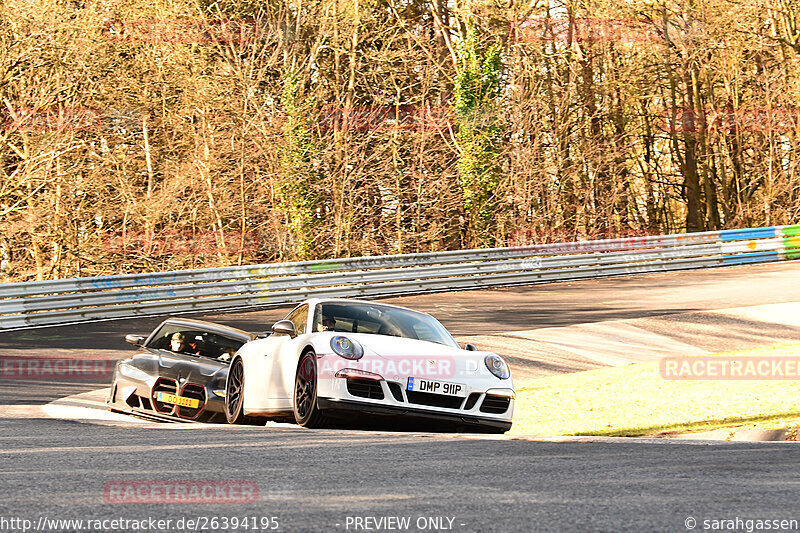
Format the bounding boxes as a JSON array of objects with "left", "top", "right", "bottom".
[
  {"left": 225, "top": 358, "right": 263, "bottom": 425},
  {"left": 293, "top": 351, "right": 328, "bottom": 428}
]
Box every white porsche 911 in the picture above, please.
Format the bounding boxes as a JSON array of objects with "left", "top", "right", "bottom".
[{"left": 224, "top": 298, "right": 514, "bottom": 432}]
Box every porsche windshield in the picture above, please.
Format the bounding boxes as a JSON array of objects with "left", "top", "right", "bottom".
[{"left": 313, "top": 303, "right": 458, "bottom": 348}]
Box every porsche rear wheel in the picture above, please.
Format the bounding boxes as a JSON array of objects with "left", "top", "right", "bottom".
[
  {"left": 293, "top": 351, "right": 328, "bottom": 428},
  {"left": 225, "top": 358, "right": 263, "bottom": 425}
]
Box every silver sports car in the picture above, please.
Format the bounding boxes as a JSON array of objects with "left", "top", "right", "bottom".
[{"left": 108, "top": 318, "right": 254, "bottom": 423}]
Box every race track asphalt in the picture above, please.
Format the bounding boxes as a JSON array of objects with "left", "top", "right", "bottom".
[
  {"left": 2, "top": 262, "right": 800, "bottom": 532},
  {"left": 1, "top": 418, "right": 799, "bottom": 532}
]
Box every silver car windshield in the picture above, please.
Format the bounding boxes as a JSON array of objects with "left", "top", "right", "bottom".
[
  {"left": 313, "top": 303, "right": 458, "bottom": 348},
  {"left": 146, "top": 323, "right": 246, "bottom": 363}
]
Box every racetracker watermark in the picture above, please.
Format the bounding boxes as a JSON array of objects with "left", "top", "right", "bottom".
[
  {"left": 104, "top": 230, "right": 259, "bottom": 256},
  {"left": 315, "top": 105, "right": 453, "bottom": 133},
  {"left": 102, "top": 18, "right": 272, "bottom": 45},
  {"left": 0, "top": 515, "right": 279, "bottom": 531},
  {"left": 0, "top": 107, "right": 103, "bottom": 132},
  {"left": 658, "top": 107, "right": 800, "bottom": 133},
  {"left": 103, "top": 481, "right": 259, "bottom": 504},
  {"left": 661, "top": 356, "right": 800, "bottom": 380},
  {"left": 511, "top": 17, "right": 661, "bottom": 44},
  {"left": 0, "top": 357, "right": 113, "bottom": 380},
  {"left": 1, "top": 106, "right": 146, "bottom": 134},
  {"left": 317, "top": 355, "right": 458, "bottom": 381},
  {"left": 507, "top": 228, "right": 664, "bottom": 247}
]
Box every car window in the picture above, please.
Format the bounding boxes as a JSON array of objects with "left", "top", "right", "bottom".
[
  {"left": 411, "top": 322, "right": 444, "bottom": 344},
  {"left": 146, "top": 323, "right": 246, "bottom": 362},
  {"left": 284, "top": 304, "right": 309, "bottom": 335},
  {"left": 315, "top": 303, "right": 458, "bottom": 347}
]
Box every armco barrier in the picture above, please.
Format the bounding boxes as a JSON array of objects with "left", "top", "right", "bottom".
[{"left": 0, "top": 225, "right": 797, "bottom": 329}]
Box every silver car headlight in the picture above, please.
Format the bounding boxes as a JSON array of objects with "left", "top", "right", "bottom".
[
  {"left": 485, "top": 354, "right": 510, "bottom": 380},
  {"left": 330, "top": 336, "right": 364, "bottom": 360},
  {"left": 118, "top": 364, "right": 151, "bottom": 382},
  {"left": 212, "top": 378, "right": 226, "bottom": 398}
]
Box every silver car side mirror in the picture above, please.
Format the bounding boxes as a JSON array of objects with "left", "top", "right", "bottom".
[
  {"left": 272, "top": 320, "right": 297, "bottom": 338},
  {"left": 464, "top": 343, "right": 478, "bottom": 351},
  {"left": 125, "top": 334, "right": 145, "bottom": 346}
]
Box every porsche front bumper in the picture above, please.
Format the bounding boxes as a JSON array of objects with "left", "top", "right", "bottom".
[
  {"left": 316, "top": 367, "right": 514, "bottom": 432},
  {"left": 317, "top": 397, "right": 513, "bottom": 432}
]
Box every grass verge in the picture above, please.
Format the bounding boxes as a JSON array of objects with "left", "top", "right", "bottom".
[{"left": 509, "top": 342, "right": 800, "bottom": 437}]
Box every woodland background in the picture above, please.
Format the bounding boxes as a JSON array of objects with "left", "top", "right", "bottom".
[{"left": 2, "top": 0, "right": 800, "bottom": 281}]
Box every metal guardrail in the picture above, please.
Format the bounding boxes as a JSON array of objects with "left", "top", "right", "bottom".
[{"left": 1, "top": 225, "right": 798, "bottom": 330}]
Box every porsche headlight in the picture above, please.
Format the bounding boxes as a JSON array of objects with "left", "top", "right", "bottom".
[
  {"left": 484, "top": 354, "right": 510, "bottom": 380},
  {"left": 330, "top": 336, "right": 364, "bottom": 360}
]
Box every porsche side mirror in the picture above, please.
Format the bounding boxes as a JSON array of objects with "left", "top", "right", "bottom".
[
  {"left": 272, "top": 320, "right": 297, "bottom": 338},
  {"left": 125, "top": 334, "right": 145, "bottom": 347},
  {"left": 256, "top": 323, "right": 275, "bottom": 339},
  {"left": 464, "top": 343, "right": 478, "bottom": 351}
]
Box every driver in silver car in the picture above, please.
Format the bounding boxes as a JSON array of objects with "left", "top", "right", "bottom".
[{"left": 170, "top": 332, "right": 199, "bottom": 355}]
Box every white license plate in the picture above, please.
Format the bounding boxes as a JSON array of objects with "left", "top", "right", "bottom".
[{"left": 407, "top": 377, "right": 467, "bottom": 397}]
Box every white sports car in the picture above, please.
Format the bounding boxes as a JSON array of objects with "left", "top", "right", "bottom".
[{"left": 224, "top": 298, "right": 514, "bottom": 432}]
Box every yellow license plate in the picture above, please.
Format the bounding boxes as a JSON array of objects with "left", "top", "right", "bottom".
[{"left": 157, "top": 392, "right": 200, "bottom": 408}]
